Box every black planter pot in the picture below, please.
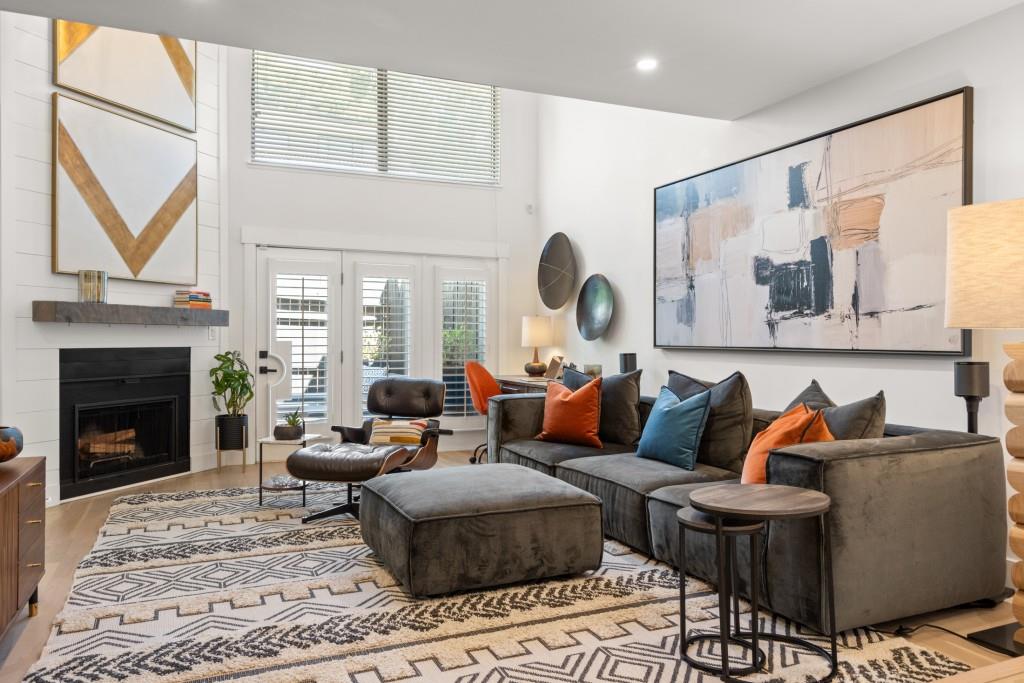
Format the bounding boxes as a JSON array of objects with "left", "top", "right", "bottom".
[
  {"left": 273, "top": 424, "right": 304, "bottom": 441},
  {"left": 215, "top": 414, "right": 248, "bottom": 450}
]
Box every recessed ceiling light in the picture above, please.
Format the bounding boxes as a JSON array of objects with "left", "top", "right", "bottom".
[{"left": 636, "top": 58, "right": 658, "bottom": 72}]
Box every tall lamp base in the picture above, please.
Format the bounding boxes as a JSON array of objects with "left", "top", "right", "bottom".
[{"left": 968, "top": 622, "right": 1024, "bottom": 657}]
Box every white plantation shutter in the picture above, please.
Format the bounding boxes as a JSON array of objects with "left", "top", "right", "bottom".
[
  {"left": 274, "top": 274, "right": 329, "bottom": 422},
  {"left": 252, "top": 51, "right": 500, "bottom": 184},
  {"left": 440, "top": 279, "right": 488, "bottom": 417},
  {"left": 360, "top": 276, "right": 412, "bottom": 414}
]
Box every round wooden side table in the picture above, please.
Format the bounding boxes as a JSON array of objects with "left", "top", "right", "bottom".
[{"left": 680, "top": 483, "right": 837, "bottom": 682}]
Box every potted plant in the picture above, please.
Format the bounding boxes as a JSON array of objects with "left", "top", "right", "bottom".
[
  {"left": 210, "top": 351, "right": 255, "bottom": 451},
  {"left": 274, "top": 410, "right": 304, "bottom": 441}
]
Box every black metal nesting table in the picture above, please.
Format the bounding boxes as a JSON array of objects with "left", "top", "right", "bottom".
[{"left": 678, "top": 484, "right": 837, "bottom": 682}]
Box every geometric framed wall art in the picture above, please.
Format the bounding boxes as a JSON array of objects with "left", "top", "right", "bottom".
[
  {"left": 53, "top": 94, "right": 198, "bottom": 285},
  {"left": 55, "top": 20, "right": 196, "bottom": 131},
  {"left": 654, "top": 87, "right": 972, "bottom": 356}
]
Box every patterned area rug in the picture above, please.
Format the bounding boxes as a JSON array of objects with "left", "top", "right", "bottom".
[{"left": 25, "top": 484, "right": 970, "bottom": 682}]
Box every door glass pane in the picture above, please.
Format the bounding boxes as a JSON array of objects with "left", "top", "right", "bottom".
[
  {"left": 275, "top": 273, "right": 329, "bottom": 422},
  {"left": 441, "top": 279, "right": 487, "bottom": 417},
  {"left": 361, "top": 277, "right": 411, "bottom": 414}
]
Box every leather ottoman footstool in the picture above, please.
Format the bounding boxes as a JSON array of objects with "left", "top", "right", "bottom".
[{"left": 361, "top": 463, "right": 604, "bottom": 597}]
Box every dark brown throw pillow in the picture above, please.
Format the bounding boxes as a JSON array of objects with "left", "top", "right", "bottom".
[
  {"left": 563, "top": 367, "right": 643, "bottom": 445},
  {"left": 785, "top": 379, "right": 836, "bottom": 412},
  {"left": 822, "top": 392, "right": 886, "bottom": 440},
  {"left": 667, "top": 370, "right": 752, "bottom": 474},
  {"left": 785, "top": 380, "right": 886, "bottom": 440}
]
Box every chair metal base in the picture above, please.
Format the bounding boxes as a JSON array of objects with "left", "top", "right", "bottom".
[
  {"left": 469, "top": 443, "right": 486, "bottom": 464},
  {"left": 301, "top": 483, "right": 360, "bottom": 523}
]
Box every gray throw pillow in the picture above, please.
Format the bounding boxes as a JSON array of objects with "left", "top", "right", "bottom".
[
  {"left": 667, "top": 370, "right": 752, "bottom": 474},
  {"left": 563, "top": 368, "right": 643, "bottom": 445},
  {"left": 785, "top": 379, "right": 836, "bottom": 412},
  {"left": 822, "top": 392, "right": 886, "bottom": 439}
]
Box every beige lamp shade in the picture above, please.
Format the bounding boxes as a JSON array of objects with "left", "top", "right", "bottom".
[
  {"left": 521, "top": 315, "right": 553, "bottom": 347},
  {"left": 945, "top": 198, "right": 1024, "bottom": 329}
]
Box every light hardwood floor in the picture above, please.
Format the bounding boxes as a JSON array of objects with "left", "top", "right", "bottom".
[{"left": 0, "top": 453, "right": 1017, "bottom": 682}]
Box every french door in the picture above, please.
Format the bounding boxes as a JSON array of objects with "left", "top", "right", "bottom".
[
  {"left": 348, "top": 255, "right": 496, "bottom": 431},
  {"left": 256, "top": 249, "right": 342, "bottom": 442}
]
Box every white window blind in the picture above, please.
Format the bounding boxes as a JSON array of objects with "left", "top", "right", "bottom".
[
  {"left": 440, "top": 279, "right": 487, "bottom": 417},
  {"left": 360, "top": 276, "right": 412, "bottom": 414},
  {"left": 275, "top": 274, "right": 329, "bottom": 422},
  {"left": 252, "top": 51, "right": 500, "bottom": 184}
]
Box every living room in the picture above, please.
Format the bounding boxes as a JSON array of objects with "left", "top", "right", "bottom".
[{"left": 0, "top": 1, "right": 1023, "bottom": 681}]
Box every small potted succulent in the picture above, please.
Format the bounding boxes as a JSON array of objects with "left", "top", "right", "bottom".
[
  {"left": 274, "top": 410, "right": 305, "bottom": 441},
  {"left": 210, "top": 351, "right": 255, "bottom": 451}
]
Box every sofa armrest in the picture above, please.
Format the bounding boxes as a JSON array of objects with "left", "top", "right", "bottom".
[
  {"left": 767, "top": 430, "right": 998, "bottom": 467},
  {"left": 763, "top": 430, "right": 1006, "bottom": 631},
  {"left": 486, "top": 394, "right": 545, "bottom": 463}
]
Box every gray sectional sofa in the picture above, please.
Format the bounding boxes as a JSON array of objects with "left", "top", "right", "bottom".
[{"left": 487, "top": 392, "right": 1007, "bottom": 633}]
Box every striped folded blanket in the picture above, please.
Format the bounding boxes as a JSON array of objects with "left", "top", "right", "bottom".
[{"left": 369, "top": 418, "right": 429, "bottom": 445}]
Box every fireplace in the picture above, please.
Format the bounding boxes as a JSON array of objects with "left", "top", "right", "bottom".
[{"left": 60, "top": 348, "right": 190, "bottom": 499}]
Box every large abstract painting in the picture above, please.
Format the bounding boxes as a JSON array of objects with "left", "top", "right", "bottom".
[
  {"left": 55, "top": 20, "right": 196, "bottom": 131},
  {"left": 654, "top": 89, "right": 971, "bottom": 355},
  {"left": 54, "top": 94, "right": 198, "bottom": 285}
]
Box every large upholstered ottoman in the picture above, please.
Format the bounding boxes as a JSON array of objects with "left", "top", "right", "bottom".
[{"left": 361, "top": 463, "right": 604, "bottom": 597}]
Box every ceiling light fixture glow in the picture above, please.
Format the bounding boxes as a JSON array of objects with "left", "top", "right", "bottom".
[{"left": 636, "top": 58, "right": 658, "bottom": 72}]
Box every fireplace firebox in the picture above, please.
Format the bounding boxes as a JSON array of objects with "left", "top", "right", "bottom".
[{"left": 59, "top": 348, "right": 190, "bottom": 499}]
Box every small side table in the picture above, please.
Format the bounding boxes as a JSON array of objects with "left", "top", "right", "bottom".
[
  {"left": 257, "top": 434, "right": 321, "bottom": 506},
  {"left": 681, "top": 484, "right": 837, "bottom": 682}
]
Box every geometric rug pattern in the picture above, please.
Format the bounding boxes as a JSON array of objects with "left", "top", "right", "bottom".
[{"left": 24, "top": 485, "right": 971, "bottom": 682}]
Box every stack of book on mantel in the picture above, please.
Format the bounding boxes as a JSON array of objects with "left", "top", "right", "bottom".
[{"left": 174, "top": 290, "right": 212, "bottom": 309}]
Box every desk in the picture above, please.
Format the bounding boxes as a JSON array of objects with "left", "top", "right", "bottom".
[{"left": 495, "top": 375, "right": 552, "bottom": 394}]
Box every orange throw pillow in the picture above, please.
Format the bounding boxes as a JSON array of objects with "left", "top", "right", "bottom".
[
  {"left": 537, "top": 377, "right": 603, "bottom": 448},
  {"left": 741, "top": 403, "right": 834, "bottom": 484}
]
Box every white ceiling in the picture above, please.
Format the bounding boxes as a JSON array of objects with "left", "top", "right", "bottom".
[{"left": 4, "top": 0, "right": 1020, "bottom": 119}]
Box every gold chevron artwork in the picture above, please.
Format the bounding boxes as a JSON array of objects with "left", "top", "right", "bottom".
[
  {"left": 53, "top": 95, "right": 198, "bottom": 285},
  {"left": 55, "top": 19, "right": 197, "bottom": 131}
]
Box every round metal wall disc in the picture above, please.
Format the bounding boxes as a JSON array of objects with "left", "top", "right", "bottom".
[
  {"left": 576, "top": 274, "right": 614, "bottom": 340},
  {"left": 538, "top": 232, "right": 577, "bottom": 309}
]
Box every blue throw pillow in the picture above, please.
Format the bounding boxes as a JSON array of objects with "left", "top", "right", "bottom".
[{"left": 636, "top": 386, "right": 711, "bottom": 470}]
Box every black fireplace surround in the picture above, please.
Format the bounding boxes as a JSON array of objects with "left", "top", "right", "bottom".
[{"left": 59, "top": 348, "right": 190, "bottom": 499}]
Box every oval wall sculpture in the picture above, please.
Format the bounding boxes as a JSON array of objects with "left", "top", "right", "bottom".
[
  {"left": 538, "top": 232, "right": 577, "bottom": 309},
  {"left": 576, "top": 274, "right": 614, "bottom": 341}
]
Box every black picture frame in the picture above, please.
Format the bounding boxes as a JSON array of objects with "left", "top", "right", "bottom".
[{"left": 652, "top": 87, "right": 973, "bottom": 357}]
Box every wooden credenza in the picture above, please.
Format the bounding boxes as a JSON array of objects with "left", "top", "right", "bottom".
[{"left": 0, "top": 457, "right": 44, "bottom": 639}]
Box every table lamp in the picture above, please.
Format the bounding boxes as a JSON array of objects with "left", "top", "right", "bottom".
[
  {"left": 522, "top": 315, "right": 553, "bottom": 377},
  {"left": 945, "top": 197, "right": 1024, "bottom": 655}
]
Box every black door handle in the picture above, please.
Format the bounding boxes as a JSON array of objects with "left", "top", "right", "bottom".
[{"left": 259, "top": 366, "right": 278, "bottom": 374}]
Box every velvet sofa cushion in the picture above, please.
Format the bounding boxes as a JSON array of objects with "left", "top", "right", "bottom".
[
  {"left": 555, "top": 453, "right": 735, "bottom": 554},
  {"left": 499, "top": 438, "right": 634, "bottom": 476},
  {"left": 360, "top": 464, "right": 603, "bottom": 597},
  {"left": 564, "top": 367, "right": 643, "bottom": 446},
  {"left": 635, "top": 386, "right": 711, "bottom": 469},
  {"left": 667, "top": 370, "right": 753, "bottom": 474}
]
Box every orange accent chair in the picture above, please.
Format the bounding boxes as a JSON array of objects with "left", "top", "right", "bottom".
[{"left": 465, "top": 361, "right": 502, "bottom": 463}]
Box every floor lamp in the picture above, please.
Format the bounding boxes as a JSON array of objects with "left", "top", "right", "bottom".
[{"left": 946, "top": 198, "right": 1024, "bottom": 655}]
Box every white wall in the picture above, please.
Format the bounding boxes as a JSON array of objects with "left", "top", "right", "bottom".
[
  {"left": 223, "top": 47, "right": 539, "bottom": 439},
  {"left": 536, "top": 4, "right": 1024, "bottom": 445},
  {"left": 0, "top": 12, "right": 229, "bottom": 505}
]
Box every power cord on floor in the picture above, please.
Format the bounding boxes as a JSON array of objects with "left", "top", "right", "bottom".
[{"left": 868, "top": 623, "right": 974, "bottom": 643}]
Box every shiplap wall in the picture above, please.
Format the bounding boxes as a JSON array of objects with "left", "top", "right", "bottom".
[{"left": 0, "top": 12, "right": 229, "bottom": 506}]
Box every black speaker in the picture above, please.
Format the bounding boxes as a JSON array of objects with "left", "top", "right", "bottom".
[
  {"left": 954, "top": 361, "right": 989, "bottom": 434},
  {"left": 619, "top": 353, "right": 637, "bottom": 374}
]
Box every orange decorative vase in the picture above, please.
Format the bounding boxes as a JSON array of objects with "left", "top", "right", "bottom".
[{"left": 0, "top": 426, "right": 23, "bottom": 462}]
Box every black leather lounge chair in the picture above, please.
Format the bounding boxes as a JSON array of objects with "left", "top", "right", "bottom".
[{"left": 286, "top": 377, "right": 450, "bottom": 523}]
